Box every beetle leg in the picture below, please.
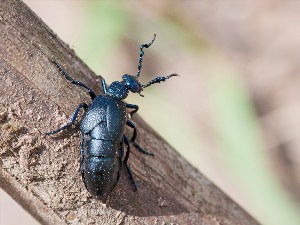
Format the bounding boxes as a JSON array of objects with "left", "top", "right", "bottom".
[
  {"left": 46, "top": 103, "right": 88, "bottom": 135},
  {"left": 133, "top": 142, "right": 154, "bottom": 157},
  {"left": 120, "top": 138, "right": 124, "bottom": 161},
  {"left": 80, "top": 156, "right": 88, "bottom": 190},
  {"left": 123, "top": 136, "right": 138, "bottom": 191},
  {"left": 101, "top": 79, "right": 108, "bottom": 94},
  {"left": 125, "top": 103, "right": 139, "bottom": 118},
  {"left": 126, "top": 120, "right": 137, "bottom": 141},
  {"left": 126, "top": 120, "right": 154, "bottom": 156},
  {"left": 51, "top": 60, "right": 97, "bottom": 100}
]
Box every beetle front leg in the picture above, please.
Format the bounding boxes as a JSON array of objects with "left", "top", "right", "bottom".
[
  {"left": 51, "top": 60, "right": 97, "bottom": 100},
  {"left": 46, "top": 103, "right": 88, "bottom": 135},
  {"left": 126, "top": 120, "right": 154, "bottom": 156}
]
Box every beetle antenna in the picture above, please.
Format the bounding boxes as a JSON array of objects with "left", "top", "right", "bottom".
[
  {"left": 142, "top": 73, "right": 179, "bottom": 89},
  {"left": 136, "top": 34, "right": 156, "bottom": 78}
]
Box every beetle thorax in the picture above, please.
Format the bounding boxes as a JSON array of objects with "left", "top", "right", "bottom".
[{"left": 107, "top": 81, "right": 129, "bottom": 99}]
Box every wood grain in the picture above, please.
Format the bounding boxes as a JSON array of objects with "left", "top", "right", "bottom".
[{"left": 0, "top": 1, "right": 258, "bottom": 224}]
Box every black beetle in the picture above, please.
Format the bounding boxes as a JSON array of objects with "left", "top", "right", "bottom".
[{"left": 46, "top": 34, "right": 178, "bottom": 198}]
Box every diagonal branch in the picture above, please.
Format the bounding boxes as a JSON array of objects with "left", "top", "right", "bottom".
[{"left": 0, "top": 1, "right": 258, "bottom": 224}]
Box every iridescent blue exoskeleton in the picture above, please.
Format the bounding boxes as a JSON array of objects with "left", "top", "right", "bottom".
[{"left": 46, "top": 34, "right": 178, "bottom": 198}]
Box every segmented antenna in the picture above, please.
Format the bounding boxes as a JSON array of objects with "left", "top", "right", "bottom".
[
  {"left": 136, "top": 34, "right": 156, "bottom": 78},
  {"left": 142, "top": 74, "right": 179, "bottom": 88}
]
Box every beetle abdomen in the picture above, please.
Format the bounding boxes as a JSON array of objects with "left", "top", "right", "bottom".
[
  {"left": 82, "top": 155, "right": 121, "bottom": 197},
  {"left": 80, "top": 132, "right": 121, "bottom": 197}
]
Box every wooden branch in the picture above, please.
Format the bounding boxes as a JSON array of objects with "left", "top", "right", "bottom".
[{"left": 0, "top": 1, "right": 258, "bottom": 224}]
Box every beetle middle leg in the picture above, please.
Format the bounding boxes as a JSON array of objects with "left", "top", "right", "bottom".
[
  {"left": 126, "top": 120, "right": 154, "bottom": 156},
  {"left": 46, "top": 103, "right": 88, "bottom": 135},
  {"left": 126, "top": 103, "right": 139, "bottom": 118}
]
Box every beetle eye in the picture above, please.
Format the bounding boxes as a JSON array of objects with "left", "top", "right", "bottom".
[{"left": 122, "top": 74, "right": 130, "bottom": 80}]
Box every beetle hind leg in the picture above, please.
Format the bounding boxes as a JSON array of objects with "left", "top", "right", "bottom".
[{"left": 123, "top": 135, "right": 138, "bottom": 191}]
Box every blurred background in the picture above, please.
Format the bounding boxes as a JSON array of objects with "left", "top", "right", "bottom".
[{"left": 1, "top": 1, "right": 300, "bottom": 225}]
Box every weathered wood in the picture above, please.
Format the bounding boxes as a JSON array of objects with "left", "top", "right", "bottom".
[{"left": 0, "top": 1, "right": 258, "bottom": 224}]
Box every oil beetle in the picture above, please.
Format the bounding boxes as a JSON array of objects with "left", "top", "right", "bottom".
[{"left": 46, "top": 34, "right": 178, "bottom": 198}]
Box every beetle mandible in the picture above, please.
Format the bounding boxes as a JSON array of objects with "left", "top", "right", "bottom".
[{"left": 46, "top": 34, "right": 178, "bottom": 198}]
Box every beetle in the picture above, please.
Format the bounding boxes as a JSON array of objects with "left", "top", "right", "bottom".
[{"left": 46, "top": 34, "right": 178, "bottom": 198}]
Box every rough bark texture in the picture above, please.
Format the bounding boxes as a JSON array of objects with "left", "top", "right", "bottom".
[{"left": 0, "top": 1, "right": 258, "bottom": 224}]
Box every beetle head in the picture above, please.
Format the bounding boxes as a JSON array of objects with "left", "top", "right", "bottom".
[
  {"left": 122, "top": 74, "right": 144, "bottom": 97},
  {"left": 107, "top": 35, "right": 178, "bottom": 99}
]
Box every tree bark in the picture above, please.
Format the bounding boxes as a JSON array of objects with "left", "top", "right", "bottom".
[{"left": 0, "top": 1, "right": 258, "bottom": 224}]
